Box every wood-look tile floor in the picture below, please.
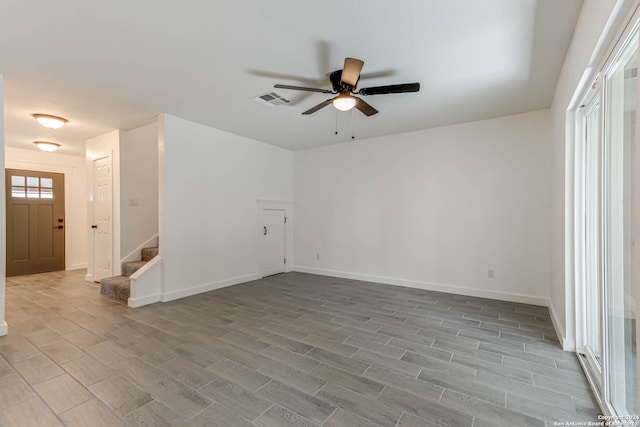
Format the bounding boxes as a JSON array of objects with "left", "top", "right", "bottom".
[{"left": 0, "top": 270, "right": 600, "bottom": 426}]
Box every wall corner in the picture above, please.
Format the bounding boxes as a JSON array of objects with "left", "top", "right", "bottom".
[{"left": 0, "top": 74, "right": 6, "bottom": 335}]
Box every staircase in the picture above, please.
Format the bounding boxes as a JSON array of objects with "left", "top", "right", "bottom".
[{"left": 100, "top": 247, "right": 158, "bottom": 302}]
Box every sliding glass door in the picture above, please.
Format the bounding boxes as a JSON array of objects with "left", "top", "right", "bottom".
[
  {"left": 581, "top": 95, "right": 603, "bottom": 390},
  {"left": 603, "top": 29, "right": 638, "bottom": 415},
  {"left": 576, "top": 19, "right": 639, "bottom": 418}
]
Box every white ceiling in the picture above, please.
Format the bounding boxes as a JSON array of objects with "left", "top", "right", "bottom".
[{"left": 0, "top": 0, "right": 584, "bottom": 157}]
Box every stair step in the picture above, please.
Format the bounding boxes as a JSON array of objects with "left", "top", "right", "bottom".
[
  {"left": 99, "top": 245, "right": 158, "bottom": 303},
  {"left": 122, "top": 261, "right": 147, "bottom": 277},
  {"left": 100, "top": 276, "right": 130, "bottom": 302},
  {"left": 141, "top": 247, "right": 159, "bottom": 262}
]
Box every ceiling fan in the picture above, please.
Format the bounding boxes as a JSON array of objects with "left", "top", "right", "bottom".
[{"left": 274, "top": 57, "right": 420, "bottom": 116}]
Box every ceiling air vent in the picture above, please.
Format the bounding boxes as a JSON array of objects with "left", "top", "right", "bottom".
[{"left": 253, "top": 91, "right": 290, "bottom": 107}]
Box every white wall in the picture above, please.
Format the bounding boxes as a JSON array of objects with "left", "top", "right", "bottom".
[
  {"left": 0, "top": 75, "right": 6, "bottom": 336},
  {"left": 86, "top": 130, "right": 121, "bottom": 281},
  {"left": 120, "top": 122, "right": 158, "bottom": 259},
  {"left": 159, "top": 114, "right": 293, "bottom": 301},
  {"left": 294, "top": 110, "right": 552, "bottom": 305},
  {"left": 549, "top": 0, "right": 628, "bottom": 349},
  {"left": 5, "top": 147, "right": 87, "bottom": 270}
]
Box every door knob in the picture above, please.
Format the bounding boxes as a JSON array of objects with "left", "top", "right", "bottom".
[
  {"left": 263, "top": 226, "right": 267, "bottom": 235},
  {"left": 91, "top": 225, "right": 98, "bottom": 229}
]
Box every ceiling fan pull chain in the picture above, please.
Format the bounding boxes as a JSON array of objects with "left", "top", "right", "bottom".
[
  {"left": 351, "top": 108, "right": 355, "bottom": 140},
  {"left": 335, "top": 111, "right": 338, "bottom": 135}
]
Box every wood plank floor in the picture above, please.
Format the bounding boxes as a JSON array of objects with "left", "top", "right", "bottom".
[{"left": 0, "top": 270, "right": 600, "bottom": 426}]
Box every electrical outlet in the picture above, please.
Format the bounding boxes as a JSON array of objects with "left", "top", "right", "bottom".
[{"left": 488, "top": 269, "right": 495, "bottom": 279}]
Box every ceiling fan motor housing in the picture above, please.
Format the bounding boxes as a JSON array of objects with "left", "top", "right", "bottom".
[{"left": 330, "top": 70, "right": 356, "bottom": 93}]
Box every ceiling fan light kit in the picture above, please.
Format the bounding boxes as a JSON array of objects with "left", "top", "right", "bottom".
[
  {"left": 332, "top": 93, "right": 356, "bottom": 111},
  {"left": 274, "top": 57, "right": 420, "bottom": 116}
]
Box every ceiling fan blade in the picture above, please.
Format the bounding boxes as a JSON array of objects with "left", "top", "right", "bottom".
[
  {"left": 358, "top": 82, "right": 420, "bottom": 96},
  {"left": 274, "top": 84, "right": 333, "bottom": 94},
  {"left": 354, "top": 97, "right": 379, "bottom": 116},
  {"left": 315, "top": 40, "right": 331, "bottom": 75},
  {"left": 249, "top": 69, "right": 319, "bottom": 86},
  {"left": 341, "top": 58, "right": 364, "bottom": 86},
  {"left": 302, "top": 99, "right": 333, "bottom": 115},
  {"left": 359, "top": 69, "right": 395, "bottom": 80}
]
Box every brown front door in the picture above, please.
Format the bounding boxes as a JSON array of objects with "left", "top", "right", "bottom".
[{"left": 6, "top": 169, "right": 65, "bottom": 276}]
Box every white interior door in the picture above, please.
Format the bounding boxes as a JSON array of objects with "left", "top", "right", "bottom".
[
  {"left": 93, "top": 156, "right": 112, "bottom": 282},
  {"left": 261, "top": 209, "right": 285, "bottom": 277}
]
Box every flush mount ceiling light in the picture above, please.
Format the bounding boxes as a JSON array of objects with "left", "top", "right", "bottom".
[
  {"left": 34, "top": 141, "right": 61, "bottom": 152},
  {"left": 332, "top": 93, "right": 357, "bottom": 112},
  {"left": 33, "top": 114, "right": 68, "bottom": 129}
]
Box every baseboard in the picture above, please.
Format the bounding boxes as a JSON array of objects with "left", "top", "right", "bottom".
[
  {"left": 549, "top": 301, "right": 575, "bottom": 351},
  {"left": 0, "top": 321, "right": 8, "bottom": 336},
  {"left": 128, "top": 294, "right": 161, "bottom": 308},
  {"left": 162, "top": 273, "right": 261, "bottom": 302},
  {"left": 67, "top": 263, "right": 87, "bottom": 271},
  {"left": 293, "top": 266, "right": 550, "bottom": 307},
  {"left": 85, "top": 274, "right": 94, "bottom": 282}
]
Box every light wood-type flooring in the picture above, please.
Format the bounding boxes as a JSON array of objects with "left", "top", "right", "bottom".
[{"left": 0, "top": 270, "right": 600, "bottom": 426}]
